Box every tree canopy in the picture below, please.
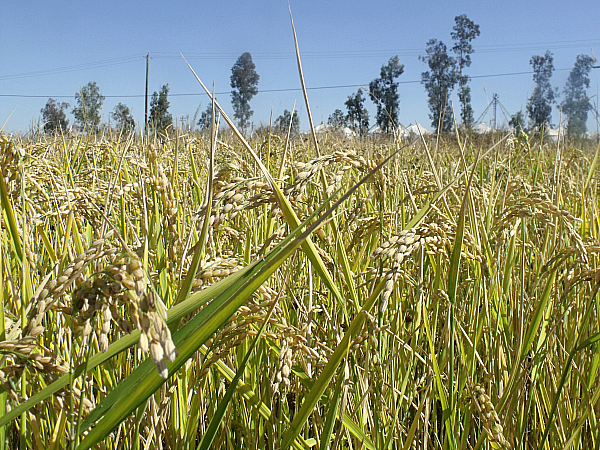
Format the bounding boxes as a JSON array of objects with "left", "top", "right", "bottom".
[
  {"left": 149, "top": 84, "right": 173, "bottom": 134},
  {"left": 345, "top": 89, "right": 369, "bottom": 136},
  {"left": 72, "top": 81, "right": 105, "bottom": 133},
  {"left": 369, "top": 56, "right": 404, "bottom": 134},
  {"left": 562, "top": 54, "right": 595, "bottom": 137},
  {"left": 274, "top": 109, "right": 300, "bottom": 136},
  {"left": 327, "top": 109, "right": 346, "bottom": 129},
  {"left": 420, "top": 39, "right": 457, "bottom": 132},
  {"left": 231, "top": 52, "right": 259, "bottom": 130},
  {"left": 451, "top": 14, "right": 480, "bottom": 127},
  {"left": 41, "top": 98, "right": 69, "bottom": 134},
  {"left": 526, "top": 51, "right": 556, "bottom": 131},
  {"left": 509, "top": 110, "right": 526, "bottom": 135},
  {"left": 197, "top": 103, "right": 216, "bottom": 131},
  {"left": 111, "top": 103, "right": 135, "bottom": 133}
]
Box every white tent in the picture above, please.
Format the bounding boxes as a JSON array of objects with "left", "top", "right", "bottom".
[
  {"left": 473, "top": 122, "right": 493, "bottom": 134},
  {"left": 401, "top": 123, "right": 433, "bottom": 138},
  {"left": 315, "top": 123, "right": 332, "bottom": 134},
  {"left": 314, "top": 123, "right": 356, "bottom": 138},
  {"left": 342, "top": 127, "right": 356, "bottom": 138},
  {"left": 544, "top": 126, "right": 566, "bottom": 141}
]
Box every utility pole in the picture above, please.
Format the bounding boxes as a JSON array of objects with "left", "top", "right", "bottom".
[
  {"left": 145, "top": 53, "right": 150, "bottom": 139},
  {"left": 492, "top": 93, "right": 498, "bottom": 130}
]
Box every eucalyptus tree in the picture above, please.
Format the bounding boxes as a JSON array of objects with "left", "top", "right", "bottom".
[
  {"left": 451, "top": 14, "right": 480, "bottom": 127},
  {"left": 420, "top": 40, "right": 457, "bottom": 132},
  {"left": 72, "top": 81, "right": 105, "bottom": 133},
  {"left": 230, "top": 52, "right": 260, "bottom": 130},
  {"left": 562, "top": 54, "right": 595, "bottom": 137},
  {"left": 41, "top": 98, "right": 69, "bottom": 134},
  {"left": 526, "top": 51, "right": 557, "bottom": 130},
  {"left": 369, "top": 56, "right": 404, "bottom": 133}
]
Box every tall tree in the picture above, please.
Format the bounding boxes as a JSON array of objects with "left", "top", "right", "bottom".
[
  {"left": 41, "top": 98, "right": 69, "bottom": 134},
  {"left": 72, "top": 81, "right": 105, "bottom": 133},
  {"left": 230, "top": 52, "right": 259, "bottom": 130},
  {"left": 328, "top": 109, "right": 346, "bottom": 129},
  {"left": 368, "top": 56, "right": 404, "bottom": 133},
  {"left": 111, "top": 103, "right": 135, "bottom": 133},
  {"left": 345, "top": 89, "right": 369, "bottom": 136},
  {"left": 562, "top": 54, "right": 595, "bottom": 137},
  {"left": 420, "top": 39, "right": 457, "bottom": 132},
  {"left": 526, "top": 51, "right": 557, "bottom": 130},
  {"left": 274, "top": 109, "right": 300, "bottom": 136},
  {"left": 149, "top": 84, "right": 173, "bottom": 133},
  {"left": 451, "top": 14, "right": 480, "bottom": 127}
]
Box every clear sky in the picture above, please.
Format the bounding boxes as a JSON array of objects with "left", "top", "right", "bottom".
[{"left": 1, "top": 0, "right": 599, "bottom": 134}]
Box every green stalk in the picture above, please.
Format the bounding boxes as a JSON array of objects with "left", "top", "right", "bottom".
[
  {"left": 0, "top": 170, "right": 22, "bottom": 263},
  {"left": 280, "top": 277, "right": 386, "bottom": 450},
  {"left": 19, "top": 159, "right": 29, "bottom": 450},
  {"left": 174, "top": 109, "right": 219, "bottom": 307},
  {"left": 538, "top": 287, "right": 600, "bottom": 449},
  {"left": 196, "top": 278, "right": 282, "bottom": 450},
  {"left": 318, "top": 363, "right": 345, "bottom": 450},
  {"left": 0, "top": 232, "right": 5, "bottom": 450}
]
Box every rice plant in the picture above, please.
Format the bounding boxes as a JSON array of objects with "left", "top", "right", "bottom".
[{"left": 1, "top": 119, "right": 600, "bottom": 449}]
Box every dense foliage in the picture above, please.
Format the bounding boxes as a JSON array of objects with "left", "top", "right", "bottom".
[
  {"left": 451, "top": 14, "right": 480, "bottom": 128},
  {"left": 72, "top": 81, "right": 105, "bottom": 133},
  {"left": 149, "top": 84, "right": 173, "bottom": 134},
  {"left": 345, "top": 89, "right": 370, "bottom": 136},
  {"left": 274, "top": 108, "right": 300, "bottom": 136},
  {"left": 526, "top": 51, "right": 557, "bottom": 131},
  {"left": 562, "top": 54, "right": 596, "bottom": 137},
  {"left": 369, "top": 56, "right": 404, "bottom": 133},
  {"left": 40, "top": 98, "right": 69, "bottom": 134},
  {"left": 110, "top": 103, "right": 135, "bottom": 133},
  {"left": 230, "top": 52, "right": 260, "bottom": 130},
  {"left": 327, "top": 109, "right": 346, "bottom": 129},
  {"left": 420, "top": 39, "right": 457, "bottom": 132}
]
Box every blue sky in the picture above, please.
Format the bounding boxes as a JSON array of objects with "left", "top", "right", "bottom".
[{"left": 1, "top": 0, "right": 599, "bottom": 134}]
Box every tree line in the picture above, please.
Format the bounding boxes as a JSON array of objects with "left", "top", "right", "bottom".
[
  {"left": 41, "top": 81, "right": 172, "bottom": 135},
  {"left": 40, "top": 51, "right": 261, "bottom": 136},
  {"left": 41, "top": 17, "right": 597, "bottom": 138},
  {"left": 326, "top": 15, "right": 595, "bottom": 138}
]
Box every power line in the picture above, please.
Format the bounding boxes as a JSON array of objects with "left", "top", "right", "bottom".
[
  {"left": 0, "top": 68, "right": 576, "bottom": 99},
  {"left": 0, "top": 56, "right": 142, "bottom": 81},
  {"left": 0, "top": 38, "right": 597, "bottom": 81},
  {"left": 155, "top": 39, "right": 600, "bottom": 60}
]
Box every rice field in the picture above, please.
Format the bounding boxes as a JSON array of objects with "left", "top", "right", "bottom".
[{"left": 1, "top": 119, "right": 599, "bottom": 450}]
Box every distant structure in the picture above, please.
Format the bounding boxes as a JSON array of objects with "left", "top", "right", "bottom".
[
  {"left": 473, "top": 93, "right": 511, "bottom": 133},
  {"left": 399, "top": 123, "right": 433, "bottom": 139},
  {"left": 315, "top": 122, "right": 356, "bottom": 138}
]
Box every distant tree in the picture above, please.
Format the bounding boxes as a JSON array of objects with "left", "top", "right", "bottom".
[
  {"left": 328, "top": 109, "right": 347, "bottom": 129},
  {"left": 451, "top": 14, "right": 480, "bottom": 127},
  {"left": 509, "top": 110, "right": 526, "bottom": 134},
  {"left": 420, "top": 39, "right": 457, "bottom": 132},
  {"left": 368, "top": 56, "right": 404, "bottom": 133},
  {"left": 230, "top": 52, "right": 259, "bottom": 130},
  {"left": 197, "top": 103, "right": 216, "bottom": 131},
  {"left": 562, "top": 54, "right": 595, "bottom": 137},
  {"left": 274, "top": 109, "right": 300, "bottom": 136},
  {"left": 345, "top": 89, "right": 369, "bottom": 136},
  {"left": 111, "top": 103, "right": 135, "bottom": 133},
  {"left": 526, "top": 51, "right": 557, "bottom": 131},
  {"left": 41, "top": 98, "right": 69, "bottom": 134},
  {"left": 149, "top": 84, "right": 173, "bottom": 133},
  {"left": 72, "top": 81, "right": 105, "bottom": 133}
]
